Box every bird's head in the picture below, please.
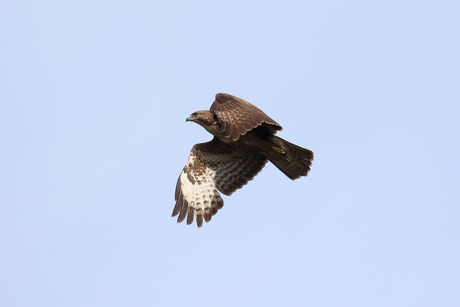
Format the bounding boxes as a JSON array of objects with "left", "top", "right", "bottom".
[
  {"left": 186, "top": 110, "right": 221, "bottom": 136},
  {"left": 187, "top": 110, "right": 215, "bottom": 125}
]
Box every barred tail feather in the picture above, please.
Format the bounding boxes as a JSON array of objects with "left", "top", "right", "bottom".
[{"left": 267, "top": 136, "right": 314, "bottom": 180}]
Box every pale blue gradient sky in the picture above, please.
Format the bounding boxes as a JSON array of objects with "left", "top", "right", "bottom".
[{"left": 1, "top": 1, "right": 459, "bottom": 306}]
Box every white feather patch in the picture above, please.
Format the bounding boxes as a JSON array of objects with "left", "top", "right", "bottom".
[{"left": 179, "top": 160, "right": 223, "bottom": 224}]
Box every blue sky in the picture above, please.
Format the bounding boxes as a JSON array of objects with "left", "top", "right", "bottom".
[{"left": 1, "top": 1, "right": 459, "bottom": 306}]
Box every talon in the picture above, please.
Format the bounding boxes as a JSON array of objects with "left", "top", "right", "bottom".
[{"left": 271, "top": 146, "right": 286, "bottom": 155}]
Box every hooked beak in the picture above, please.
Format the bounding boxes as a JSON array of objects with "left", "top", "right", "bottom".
[{"left": 186, "top": 114, "right": 196, "bottom": 122}]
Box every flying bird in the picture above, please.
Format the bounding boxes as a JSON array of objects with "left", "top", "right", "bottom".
[{"left": 172, "top": 93, "right": 314, "bottom": 227}]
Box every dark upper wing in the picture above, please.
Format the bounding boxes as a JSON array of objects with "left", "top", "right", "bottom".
[
  {"left": 172, "top": 137, "right": 268, "bottom": 227},
  {"left": 210, "top": 93, "right": 282, "bottom": 141}
]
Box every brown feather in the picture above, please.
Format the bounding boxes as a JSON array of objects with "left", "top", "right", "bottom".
[
  {"left": 172, "top": 191, "right": 183, "bottom": 217},
  {"left": 196, "top": 214, "right": 203, "bottom": 228},
  {"left": 177, "top": 197, "right": 188, "bottom": 223},
  {"left": 186, "top": 207, "right": 194, "bottom": 225},
  {"left": 264, "top": 136, "right": 314, "bottom": 180},
  {"left": 210, "top": 93, "right": 282, "bottom": 141}
]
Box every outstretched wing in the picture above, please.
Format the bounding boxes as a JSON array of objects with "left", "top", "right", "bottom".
[
  {"left": 210, "top": 93, "right": 282, "bottom": 141},
  {"left": 172, "top": 137, "right": 268, "bottom": 227}
]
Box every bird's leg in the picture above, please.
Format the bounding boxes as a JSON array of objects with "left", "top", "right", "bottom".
[{"left": 271, "top": 146, "right": 286, "bottom": 155}]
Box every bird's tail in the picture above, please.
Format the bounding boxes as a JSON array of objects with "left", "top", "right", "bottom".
[{"left": 265, "top": 136, "right": 314, "bottom": 180}]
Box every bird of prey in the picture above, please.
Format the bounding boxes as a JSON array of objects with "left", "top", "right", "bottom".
[{"left": 172, "top": 93, "right": 314, "bottom": 227}]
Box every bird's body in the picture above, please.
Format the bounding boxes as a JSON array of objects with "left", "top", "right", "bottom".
[{"left": 173, "top": 93, "right": 313, "bottom": 227}]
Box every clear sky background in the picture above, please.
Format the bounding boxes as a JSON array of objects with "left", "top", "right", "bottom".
[{"left": 1, "top": 1, "right": 459, "bottom": 306}]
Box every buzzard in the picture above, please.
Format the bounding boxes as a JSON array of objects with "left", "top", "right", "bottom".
[{"left": 172, "top": 93, "right": 314, "bottom": 227}]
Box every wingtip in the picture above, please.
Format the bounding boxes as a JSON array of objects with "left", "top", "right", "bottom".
[{"left": 196, "top": 215, "right": 203, "bottom": 228}]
